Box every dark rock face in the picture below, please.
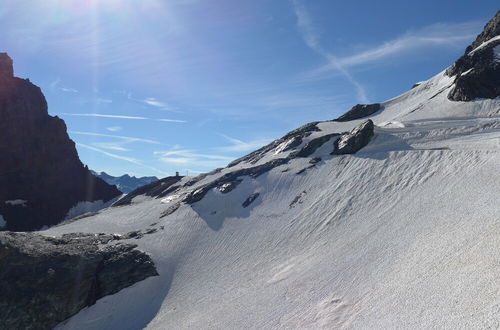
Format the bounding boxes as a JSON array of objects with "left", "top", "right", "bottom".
[
  {"left": 464, "top": 10, "right": 500, "bottom": 55},
  {"left": 333, "top": 120, "right": 375, "bottom": 155},
  {"left": 92, "top": 171, "right": 159, "bottom": 194},
  {"left": 334, "top": 103, "right": 381, "bottom": 122},
  {"left": 0, "top": 54, "right": 121, "bottom": 231},
  {"left": 446, "top": 11, "right": 500, "bottom": 101},
  {"left": 0, "top": 231, "right": 158, "bottom": 330},
  {"left": 113, "top": 175, "right": 183, "bottom": 207}
]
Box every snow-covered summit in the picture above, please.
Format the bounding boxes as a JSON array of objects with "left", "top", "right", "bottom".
[{"left": 36, "top": 11, "right": 500, "bottom": 330}]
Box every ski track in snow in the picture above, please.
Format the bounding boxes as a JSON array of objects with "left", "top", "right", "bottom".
[{"left": 46, "top": 70, "right": 500, "bottom": 329}]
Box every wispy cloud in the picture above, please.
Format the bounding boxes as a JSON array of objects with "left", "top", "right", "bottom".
[
  {"left": 143, "top": 97, "right": 168, "bottom": 108},
  {"left": 154, "top": 148, "right": 234, "bottom": 169},
  {"left": 156, "top": 118, "right": 187, "bottom": 123},
  {"left": 77, "top": 143, "right": 167, "bottom": 175},
  {"left": 61, "top": 113, "right": 148, "bottom": 120},
  {"left": 96, "top": 98, "right": 113, "bottom": 104},
  {"left": 70, "top": 131, "right": 161, "bottom": 145},
  {"left": 216, "top": 134, "right": 271, "bottom": 153},
  {"left": 60, "top": 87, "right": 79, "bottom": 93},
  {"left": 313, "top": 21, "right": 480, "bottom": 74},
  {"left": 50, "top": 78, "right": 61, "bottom": 91},
  {"left": 49, "top": 78, "right": 79, "bottom": 93},
  {"left": 106, "top": 126, "right": 122, "bottom": 132},
  {"left": 60, "top": 112, "right": 188, "bottom": 123},
  {"left": 92, "top": 142, "right": 131, "bottom": 152},
  {"left": 292, "top": 0, "right": 369, "bottom": 103},
  {"left": 126, "top": 93, "right": 176, "bottom": 111}
]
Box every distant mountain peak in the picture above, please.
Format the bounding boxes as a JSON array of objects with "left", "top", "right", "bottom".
[{"left": 92, "top": 171, "right": 159, "bottom": 194}]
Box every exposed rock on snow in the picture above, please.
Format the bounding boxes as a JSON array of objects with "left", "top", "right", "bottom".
[
  {"left": 334, "top": 103, "right": 382, "bottom": 122},
  {"left": 185, "top": 158, "right": 289, "bottom": 205},
  {"left": 464, "top": 10, "right": 500, "bottom": 54},
  {"left": 0, "top": 231, "right": 157, "bottom": 330},
  {"left": 217, "top": 179, "right": 243, "bottom": 194},
  {"left": 242, "top": 193, "right": 260, "bottom": 208},
  {"left": 309, "top": 157, "right": 322, "bottom": 164},
  {"left": 227, "top": 122, "right": 320, "bottom": 167},
  {"left": 292, "top": 133, "right": 340, "bottom": 157},
  {"left": 333, "top": 120, "right": 375, "bottom": 155},
  {"left": 0, "top": 54, "right": 120, "bottom": 231},
  {"left": 113, "top": 176, "right": 183, "bottom": 207},
  {"left": 447, "top": 11, "right": 500, "bottom": 101}
]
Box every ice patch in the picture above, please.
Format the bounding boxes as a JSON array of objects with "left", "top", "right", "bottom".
[
  {"left": 0, "top": 215, "right": 6, "bottom": 228},
  {"left": 161, "top": 194, "right": 179, "bottom": 204},
  {"left": 5, "top": 199, "right": 28, "bottom": 207},
  {"left": 64, "top": 200, "right": 106, "bottom": 221}
]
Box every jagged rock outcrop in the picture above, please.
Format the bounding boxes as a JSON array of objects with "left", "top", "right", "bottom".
[
  {"left": 0, "top": 231, "right": 158, "bottom": 330},
  {"left": 333, "top": 120, "right": 374, "bottom": 155},
  {"left": 0, "top": 53, "right": 121, "bottom": 231},
  {"left": 334, "top": 103, "right": 381, "bottom": 122},
  {"left": 464, "top": 10, "right": 500, "bottom": 54},
  {"left": 446, "top": 10, "right": 500, "bottom": 101},
  {"left": 227, "top": 122, "right": 320, "bottom": 167}
]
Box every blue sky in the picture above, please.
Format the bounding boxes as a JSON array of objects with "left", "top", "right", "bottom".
[{"left": 1, "top": 1, "right": 498, "bottom": 177}]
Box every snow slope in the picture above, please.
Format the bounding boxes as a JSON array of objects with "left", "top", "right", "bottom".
[{"left": 43, "top": 56, "right": 500, "bottom": 328}]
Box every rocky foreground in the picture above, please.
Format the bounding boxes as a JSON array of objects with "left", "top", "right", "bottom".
[{"left": 0, "top": 232, "right": 157, "bottom": 330}]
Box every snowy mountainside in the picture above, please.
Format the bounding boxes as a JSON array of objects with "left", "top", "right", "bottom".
[{"left": 44, "top": 15, "right": 500, "bottom": 330}]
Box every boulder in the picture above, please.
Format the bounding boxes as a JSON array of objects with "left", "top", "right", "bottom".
[{"left": 333, "top": 120, "right": 375, "bottom": 155}]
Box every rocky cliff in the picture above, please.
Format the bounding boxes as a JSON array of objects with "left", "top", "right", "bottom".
[
  {"left": 447, "top": 10, "right": 500, "bottom": 101},
  {"left": 0, "top": 53, "right": 121, "bottom": 231}
]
